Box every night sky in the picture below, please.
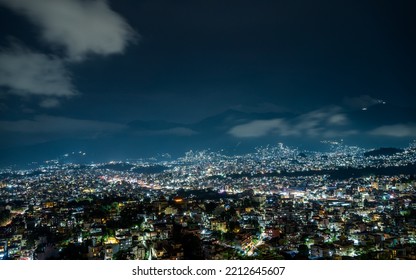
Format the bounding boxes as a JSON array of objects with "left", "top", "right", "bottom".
[{"left": 0, "top": 0, "right": 415, "bottom": 163}]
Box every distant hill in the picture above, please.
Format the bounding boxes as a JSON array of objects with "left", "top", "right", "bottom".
[
  {"left": 226, "top": 163, "right": 416, "bottom": 180},
  {"left": 364, "top": 147, "right": 403, "bottom": 157},
  {"left": 97, "top": 163, "right": 168, "bottom": 174},
  {"left": 1, "top": 107, "right": 414, "bottom": 167}
]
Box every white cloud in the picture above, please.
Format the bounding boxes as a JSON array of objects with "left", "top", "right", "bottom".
[
  {"left": 0, "top": 48, "right": 76, "bottom": 97},
  {"left": 229, "top": 119, "right": 287, "bottom": 138},
  {"left": 39, "top": 98, "right": 61, "bottom": 108},
  {"left": 0, "top": 115, "right": 126, "bottom": 136},
  {"left": 294, "top": 108, "right": 348, "bottom": 136},
  {"left": 323, "top": 129, "right": 358, "bottom": 138},
  {"left": 0, "top": 0, "right": 137, "bottom": 61},
  {"left": 327, "top": 114, "right": 348, "bottom": 125},
  {"left": 370, "top": 124, "right": 416, "bottom": 137},
  {"left": 228, "top": 107, "right": 353, "bottom": 138},
  {"left": 0, "top": 0, "right": 137, "bottom": 107}
]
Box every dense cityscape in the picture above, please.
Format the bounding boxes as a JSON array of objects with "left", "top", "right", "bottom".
[{"left": 1, "top": 141, "right": 415, "bottom": 260}]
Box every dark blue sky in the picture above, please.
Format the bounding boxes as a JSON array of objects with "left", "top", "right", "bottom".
[{"left": 0, "top": 0, "right": 415, "bottom": 159}]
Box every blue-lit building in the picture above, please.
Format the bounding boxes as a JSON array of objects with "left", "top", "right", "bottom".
[{"left": 0, "top": 239, "right": 8, "bottom": 260}]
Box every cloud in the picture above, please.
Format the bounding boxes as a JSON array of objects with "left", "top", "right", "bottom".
[
  {"left": 229, "top": 119, "right": 287, "bottom": 138},
  {"left": 294, "top": 108, "right": 349, "bottom": 135},
  {"left": 343, "top": 95, "right": 385, "bottom": 109},
  {"left": 39, "top": 98, "right": 61, "bottom": 108},
  {"left": 0, "top": 115, "right": 126, "bottom": 136},
  {"left": 0, "top": 47, "right": 76, "bottom": 97},
  {"left": 327, "top": 114, "right": 348, "bottom": 125},
  {"left": 154, "top": 127, "right": 198, "bottom": 136},
  {"left": 132, "top": 126, "right": 198, "bottom": 137},
  {"left": 228, "top": 107, "right": 355, "bottom": 138},
  {"left": 322, "top": 129, "right": 358, "bottom": 138},
  {"left": 0, "top": 0, "right": 137, "bottom": 108},
  {"left": 370, "top": 124, "right": 416, "bottom": 137},
  {"left": 0, "top": 0, "right": 137, "bottom": 61}
]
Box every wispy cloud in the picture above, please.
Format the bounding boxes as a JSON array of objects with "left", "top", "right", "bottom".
[
  {"left": 0, "top": 0, "right": 137, "bottom": 109},
  {"left": 0, "top": 47, "right": 76, "bottom": 98},
  {"left": 228, "top": 107, "right": 355, "bottom": 138},
  {"left": 327, "top": 113, "right": 348, "bottom": 125},
  {"left": 0, "top": 115, "right": 126, "bottom": 136},
  {"left": 343, "top": 95, "right": 385, "bottom": 109},
  {"left": 0, "top": 0, "right": 137, "bottom": 61},
  {"left": 39, "top": 98, "right": 61, "bottom": 108},
  {"left": 370, "top": 123, "right": 416, "bottom": 137},
  {"left": 153, "top": 127, "right": 198, "bottom": 136},
  {"left": 229, "top": 119, "right": 287, "bottom": 138}
]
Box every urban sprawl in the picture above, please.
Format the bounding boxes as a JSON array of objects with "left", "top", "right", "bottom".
[{"left": 1, "top": 141, "right": 416, "bottom": 260}]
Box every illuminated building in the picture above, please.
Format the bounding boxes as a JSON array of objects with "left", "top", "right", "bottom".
[{"left": 0, "top": 239, "right": 7, "bottom": 259}]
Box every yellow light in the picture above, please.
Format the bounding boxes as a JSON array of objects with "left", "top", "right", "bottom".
[{"left": 105, "top": 237, "right": 119, "bottom": 244}]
